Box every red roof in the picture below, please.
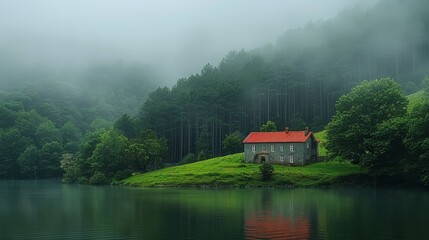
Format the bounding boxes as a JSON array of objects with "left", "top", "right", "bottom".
[{"left": 243, "top": 131, "right": 318, "bottom": 143}]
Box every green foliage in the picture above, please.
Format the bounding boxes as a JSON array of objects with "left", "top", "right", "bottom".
[
  {"left": 17, "top": 145, "right": 41, "bottom": 179},
  {"left": 0, "top": 104, "right": 16, "bottom": 129},
  {"left": 197, "top": 151, "right": 208, "bottom": 161},
  {"left": 88, "top": 130, "right": 130, "bottom": 178},
  {"left": 114, "top": 114, "right": 136, "bottom": 139},
  {"left": 113, "top": 170, "right": 133, "bottom": 181},
  {"left": 40, "top": 141, "right": 63, "bottom": 178},
  {"left": 314, "top": 131, "right": 328, "bottom": 157},
  {"left": 35, "top": 120, "right": 61, "bottom": 147},
  {"left": 61, "top": 127, "right": 167, "bottom": 184},
  {"left": 135, "top": 130, "right": 167, "bottom": 171},
  {"left": 222, "top": 132, "right": 243, "bottom": 155},
  {"left": 60, "top": 122, "right": 81, "bottom": 153},
  {"left": 260, "top": 121, "right": 277, "bottom": 132},
  {"left": 422, "top": 76, "right": 429, "bottom": 95},
  {"left": 2, "top": 0, "right": 429, "bottom": 185},
  {"left": 407, "top": 90, "right": 427, "bottom": 113},
  {"left": 60, "top": 153, "right": 80, "bottom": 183},
  {"left": 259, "top": 162, "right": 274, "bottom": 181},
  {"left": 0, "top": 77, "right": 149, "bottom": 180},
  {"left": 136, "top": 0, "right": 429, "bottom": 164},
  {"left": 404, "top": 102, "right": 429, "bottom": 185},
  {"left": 360, "top": 117, "right": 408, "bottom": 176},
  {"left": 89, "top": 118, "right": 113, "bottom": 132},
  {"left": 179, "top": 153, "right": 197, "bottom": 165},
  {"left": 326, "top": 78, "right": 408, "bottom": 168},
  {"left": 125, "top": 142, "right": 148, "bottom": 171},
  {"left": 405, "top": 81, "right": 418, "bottom": 95},
  {"left": 325, "top": 78, "right": 429, "bottom": 185},
  {"left": 0, "top": 128, "right": 29, "bottom": 178},
  {"left": 89, "top": 172, "right": 109, "bottom": 185}
]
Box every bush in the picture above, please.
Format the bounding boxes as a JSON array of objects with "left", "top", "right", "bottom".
[
  {"left": 259, "top": 162, "right": 274, "bottom": 181},
  {"left": 179, "top": 153, "right": 197, "bottom": 165},
  {"left": 197, "top": 151, "right": 208, "bottom": 161},
  {"left": 89, "top": 172, "right": 109, "bottom": 185}
]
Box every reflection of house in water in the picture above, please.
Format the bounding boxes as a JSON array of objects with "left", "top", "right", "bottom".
[{"left": 244, "top": 211, "right": 310, "bottom": 240}]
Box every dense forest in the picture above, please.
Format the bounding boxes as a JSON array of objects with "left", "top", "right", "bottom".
[
  {"left": 138, "top": 0, "right": 429, "bottom": 162},
  {"left": 1, "top": 0, "right": 429, "bottom": 184},
  {"left": 0, "top": 63, "right": 160, "bottom": 180}
]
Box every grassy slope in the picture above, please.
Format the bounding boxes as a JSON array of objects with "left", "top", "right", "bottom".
[
  {"left": 407, "top": 90, "right": 427, "bottom": 113},
  {"left": 123, "top": 91, "right": 427, "bottom": 188},
  {"left": 122, "top": 153, "right": 364, "bottom": 188},
  {"left": 314, "top": 131, "right": 328, "bottom": 157}
]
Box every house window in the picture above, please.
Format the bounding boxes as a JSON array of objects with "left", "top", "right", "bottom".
[
  {"left": 280, "top": 145, "right": 284, "bottom": 152},
  {"left": 262, "top": 145, "right": 267, "bottom": 152},
  {"left": 307, "top": 142, "right": 310, "bottom": 149},
  {"left": 280, "top": 155, "right": 284, "bottom": 162},
  {"left": 252, "top": 145, "right": 256, "bottom": 153},
  {"left": 271, "top": 145, "right": 275, "bottom": 152},
  {"left": 289, "top": 155, "right": 294, "bottom": 163},
  {"left": 290, "top": 144, "right": 295, "bottom": 152}
]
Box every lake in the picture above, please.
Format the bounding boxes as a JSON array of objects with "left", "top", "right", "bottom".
[{"left": 0, "top": 180, "right": 427, "bottom": 239}]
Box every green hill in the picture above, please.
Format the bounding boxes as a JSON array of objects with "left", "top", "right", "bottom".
[
  {"left": 407, "top": 90, "right": 427, "bottom": 113},
  {"left": 314, "top": 131, "right": 328, "bottom": 157},
  {"left": 122, "top": 90, "right": 428, "bottom": 189},
  {"left": 122, "top": 153, "right": 364, "bottom": 188}
]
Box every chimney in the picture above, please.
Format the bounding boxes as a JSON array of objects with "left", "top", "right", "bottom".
[
  {"left": 285, "top": 127, "right": 289, "bottom": 133},
  {"left": 304, "top": 127, "right": 309, "bottom": 136}
]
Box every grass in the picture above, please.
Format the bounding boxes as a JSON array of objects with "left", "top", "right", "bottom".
[
  {"left": 407, "top": 90, "right": 427, "bottom": 113},
  {"left": 122, "top": 153, "right": 365, "bottom": 188},
  {"left": 314, "top": 130, "right": 328, "bottom": 157},
  {"left": 123, "top": 89, "right": 429, "bottom": 189}
]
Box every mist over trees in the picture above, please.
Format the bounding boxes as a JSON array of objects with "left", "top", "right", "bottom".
[
  {"left": 137, "top": 0, "right": 429, "bottom": 163},
  {"left": 0, "top": 62, "right": 160, "bottom": 179},
  {"left": 1, "top": 0, "right": 429, "bottom": 185}
]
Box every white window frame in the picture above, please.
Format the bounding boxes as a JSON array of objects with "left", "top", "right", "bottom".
[
  {"left": 289, "top": 155, "right": 294, "bottom": 163},
  {"left": 290, "top": 144, "right": 295, "bottom": 152},
  {"left": 252, "top": 145, "right": 256, "bottom": 153},
  {"left": 262, "top": 145, "right": 267, "bottom": 152},
  {"left": 307, "top": 142, "right": 310, "bottom": 148},
  {"left": 280, "top": 155, "right": 284, "bottom": 162},
  {"left": 271, "top": 145, "right": 275, "bottom": 152},
  {"left": 280, "top": 145, "right": 284, "bottom": 152}
]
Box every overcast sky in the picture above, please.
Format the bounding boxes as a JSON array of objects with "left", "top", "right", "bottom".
[{"left": 0, "top": 0, "right": 378, "bottom": 85}]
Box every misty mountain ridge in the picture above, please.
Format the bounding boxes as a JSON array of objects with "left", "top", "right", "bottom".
[
  {"left": 1, "top": 0, "right": 428, "bottom": 123},
  {"left": 137, "top": 0, "right": 429, "bottom": 162},
  {"left": 2, "top": 0, "right": 429, "bottom": 181}
]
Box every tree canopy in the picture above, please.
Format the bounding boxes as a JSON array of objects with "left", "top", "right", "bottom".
[{"left": 326, "top": 78, "right": 408, "bottom": 169}]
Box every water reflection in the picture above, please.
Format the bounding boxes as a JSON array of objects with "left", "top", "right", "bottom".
[
  {"left": 0, "top": 181, "right": 428, "bottom": 240},
  {"left": 245, "top": 211, "right": 310, "bottom": 240},
  {"left": 244, "top": 190, "right": 312, "bottom": 239}
]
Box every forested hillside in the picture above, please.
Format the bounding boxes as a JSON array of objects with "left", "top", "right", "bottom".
[
  {"left": 2, "top": 0, "right": 429, "bottom": 181},
  {"left": 0, "top": 63, "right": 159, "bottom": 179},
  {"left": 138, "top": 0, "right": 429, "bottom": 162}
]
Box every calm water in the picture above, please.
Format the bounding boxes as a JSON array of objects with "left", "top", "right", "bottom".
[{"left": 0, "top": 181, "right": 428, "bottom": 240}]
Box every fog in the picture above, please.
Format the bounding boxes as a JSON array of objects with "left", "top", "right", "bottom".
[{"left": 0, "top": 0, "right": 377, "bottom": 86}]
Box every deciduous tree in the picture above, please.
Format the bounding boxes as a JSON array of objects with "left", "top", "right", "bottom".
[{"left": 326, "top": 78, "right": 408, "bottom": 167}]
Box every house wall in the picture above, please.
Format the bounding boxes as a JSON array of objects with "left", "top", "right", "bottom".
[
  {"left": 244, "top": 143, "right": 305, "bottom": 165},
  {"left": 244, "top": 138, "right": 318, "bottom": 165}
]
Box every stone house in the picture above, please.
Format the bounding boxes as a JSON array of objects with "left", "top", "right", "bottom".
[{"left": 242, "top": 128, "right": 319, "bottom": 165}]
